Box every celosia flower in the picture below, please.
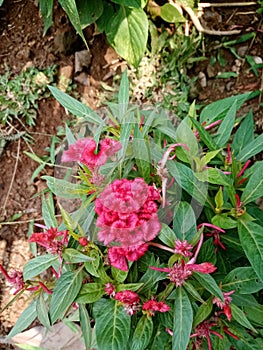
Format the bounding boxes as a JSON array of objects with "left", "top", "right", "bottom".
[
  {"left": 213, "top": 290, "right": 234, "bottom": 321},
  {"left": 142, "top": 300, "right": 170, "bottom": 316},
  {"left": 174, "top": 239, "right": 193, "bottom": 257},
  {"left": 0, "top": 265, "right": 25, "bottom": 295},
  {"left": 29, "top": 227, "right": 68, "bottom": 255},
  {"left": 108, "top": 243, "right": 148, "bottom": 271},
  {"left": 95, "top": 178, "right": 161, "bottom": 246},
  {"left": 190, "top": 319, "right": 223, "bottom": 350},
  {"left": 114, "top": 290, "right": 140, "bottom": 315},
  {"left": 151, "top": 261, "right": 216, "bottom": 287},
  {"left": 104, "top": 283, "right": 116, "bottom": 297},
  {"left": 62, "top": 137, "right": 121, "bottom": 169}
]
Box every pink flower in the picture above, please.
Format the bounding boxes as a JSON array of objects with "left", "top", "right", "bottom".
[
  {"left": 174, "top": 239, "right": 193, "bottom": 257},
  {"left": 191, "top": 319, "right": 223, "bottom": 350},
  {"left": 104, "top": 283, "right": 116, "bottom": 297},
  {"left": 213, "top": 290, "right": 234, "bottom": 321},
  {"left": 108, "top": 244, "right": 148, "bottom": 271},
  {"left": 62, "top": 137, "right": 121, "bottom": 169},
  {"left": 29, "top": 227, "right": 68, "bottom": 255},
  {"left": 150, "top": 261, "right": 216, "bottom": 287},
  {"left": 114, "top": 290, "right": 140, "bottom": 315},
  {"left": 95, "top": 178, "right": 161, "bottom": 246},
  {"left": 0, "top": 265, "right": 25, "bottom": 295},
  {"left": 142, "top": 300, "right": 170, "bottom": 316}
]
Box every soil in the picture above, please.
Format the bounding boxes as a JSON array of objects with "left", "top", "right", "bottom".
[{"left": 0, "top": 0, "right": 262, "bottom": 347}]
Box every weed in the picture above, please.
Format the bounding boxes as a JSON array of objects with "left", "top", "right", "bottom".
[{"left": 0, "top": 65, "right": 57, "bottom": 127}]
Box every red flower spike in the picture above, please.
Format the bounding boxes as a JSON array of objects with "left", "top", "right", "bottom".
[
  {"left": 78, "top": 237, "right": 88, "bottom": 246},
  {"left": 213, "top": 290, "right": 234, "bottom": 321},
  {"left": 104, "top": 283, "right": 116, "bottom": 297},
  {"left": 114, "top": 290, "right": 140, "bottom": 315},
  {"left": 142, "top": 300, "right": 170, "bottom": 316},
  {"left": 174, "top": 239, "right": 193, "bottom": 257},
  {"left": 29, "top": 227, "right": 68, "bottom": 255},
  {"left": 0, "top": 265, "right": 25, "bottom": 295}
]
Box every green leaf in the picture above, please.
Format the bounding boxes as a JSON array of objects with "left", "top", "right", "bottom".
[
  {"left": 175, "top": 118, "right": 198, "bottom": 162},
  {"left": 173, "top": 287, "right": 193, "bottom": 350},
  {"left": 42, "top": 175, "right": 88, "bottom": 199},
  {"left": 118, "top": 69, "right": 129, "bottom": 118},
  {"left": 193, "top": 297, "right": 213, "bottom": 328},
  {"left": 76, "top": 0, "right": 103, "bottom": 28},
  {"left": 158, "top": 223, "right": 177, "bottom": 248},
  {"left": 214, "top": 100, "right": 237, "bottom": 147},
  {"left": 50, "top": 269, "right": 83, "bottom": 324},
  {"left": 193, "top": 272, "right": 224, "bottom": 300},
  {"left": 36, "top": 293, "right": 51, "bottom": 329},
  {"left": 236, "top": 133, "right": 263, "bottom": 161},
  {"left": 241, "top": 162, "right": 263, "bottom": 205},
  {"left": 7, "top": 301, "right": 37, "bottom": 338},
  {"left": 238, "top": 219, "right": 263, "bottom": 281},
  {"left": 106, "top": 6, "right": 148, "bottom": 66},
  {"left": 111, "top": 266, "right": 128, "bottom": 283},
  {"left": 111, "top": 0, "right": 145, "bottom": 7},
  {"left": 76, "top": 283, "right": 105, "bottom": 304},
  {"left": 222, "top": 267, "right": 263, "bottom": 294},
  {"left": 84, "top": 249, "right": 101, "bottom": 277},
  {"left": 59, "top": 204, "right": 77, "bottom": 231},
  {"left": 212, "top": 214, "right": 237, "bottom": 229},
  {"left": 167, "top": 162, "right": 207, "bottom": 205},
  {"left": 195, "top": 168, "right": 231, "bottom": 186},
  {"left": 191, "top": 118, "right": 218, "bottom": 151},
  {"left": 131, "top": 315, "right": 153, "bottom": 350},
  {"left": 200, "top": 92, "right": 254, "bottom": 124},
  {"left": 39, "top": 0, "right": 54, "bottom": 35},
  {"left": 93, "top": 299, "right": 131, "bottom": 350},
  {"left": 173, "top": 202, "right": 196, "bottom": 241},
  {"left": 160, "top": 3, "right": 185, "bottom": 23},
  {"left": 62, "top": 248, "right": 94, "bottom": 263},
  {"left": 133, "top": 124, "right": 151, "bottom": 181},
  {"left": 41, "top": 195, "right": 57, "bottom": 228},
  {"left": 232, "top": 111, "right": 254, "bottom": 155},
  {"left": 23, "top": 254, "right": 58, "bottom": 281},
  {"left": 231, "top": 304, "right": 257, "bottom": 333},
  {"left": 58, "top": 0, "right": 87, "bottom": 45},
  {"left": 79, "top": 304, "right": 92, "bottom": 350},
  {"left": 48, "top": 86, "right": 102, "bottom": 124},
  {"left": 116, "top": 283, "right": 144, "bottom": 292}
]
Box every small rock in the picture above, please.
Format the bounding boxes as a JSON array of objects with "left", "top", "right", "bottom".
[
  {"left": 74, "top": 72, "right": 90, "bottom": 86},
  {"left": 206, "top": 64, "right": 217, "bottom": 78},
  {"left": 198, "top": 71, "right": 207, "bottom": 88},
  {"left": 16, "top": 47, "right": 31, "bottom": 60},
  {"left": 226, "top": 81, "right": 235, "bottom": 92},
  {"left": 75, "top": 49, "right": 91, "bottom": 74},
  {"left": 22, "top": 61, "right": 34, "bottom": 71},
  {"left": 58, "top": 65, "right": 74, "bottom": 92},
  {"left": 253, "top": 56, "right": 263, "bottom": 64},
  {"left": 237, "top": 45, "right": 248, "bottom": 57}
]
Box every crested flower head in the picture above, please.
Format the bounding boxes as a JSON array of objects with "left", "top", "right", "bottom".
[
  {"left": 108, "top": 243, "right": 148, "bottom": 271},
  {"left": 62, "top": 137, "right": 121, "bottom": 169},
  {"left": 95, "top": 178, "right": 161, "bottom": 247}
]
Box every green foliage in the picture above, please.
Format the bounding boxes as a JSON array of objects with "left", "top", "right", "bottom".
[
  {"left": 4, "top": 73, "right": 263, "bottom": 350},
  {"left": 39, "top": 0, "right": 198, "bottom": 67},
  {"left": 0, "top": 65, "right": 56, "bottom": 126}
]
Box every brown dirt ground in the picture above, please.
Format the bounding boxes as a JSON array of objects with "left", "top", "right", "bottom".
[{"left": 0, "top": 0, "right": 262, "bottom": 346}]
